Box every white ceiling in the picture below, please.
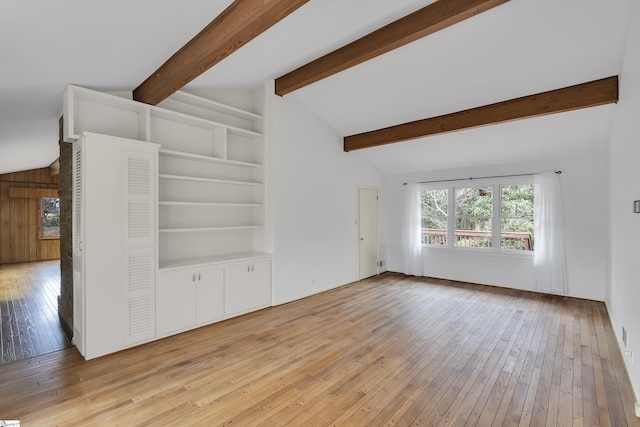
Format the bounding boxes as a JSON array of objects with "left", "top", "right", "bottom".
[{"left": 0, "top": 0, "right": 632, "bottom": 175}]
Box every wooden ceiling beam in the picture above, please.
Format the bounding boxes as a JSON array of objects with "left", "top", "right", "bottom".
[
  {"left": 275, "top": 0, "right": 510, "bottom": 96},
  {"left": 344, "top": 76, "right": 619, "bottom": 152},
  {"left": 134, "top": 0, "right": 310, "bottom": 106}
]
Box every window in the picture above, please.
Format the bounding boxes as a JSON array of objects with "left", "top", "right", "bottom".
[
  {"left": 421, "top": 188, "right": 448, "bottom": 245},
  {"left": 421, "top": 179, "right": 534, "bottom": 252},
  {"left": 41, "top": 197, "right": 60, "bottom": 238},
  {"left": 455, "top": 186, "right": 493, "bottom": 248},
  {"left": 500, "top": 185, "right": 534, "bottom": 250}
]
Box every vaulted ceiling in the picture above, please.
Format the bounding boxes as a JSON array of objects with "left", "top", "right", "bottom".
[{"left": 0, "top": 0, "right": 632, "bottom": 175}]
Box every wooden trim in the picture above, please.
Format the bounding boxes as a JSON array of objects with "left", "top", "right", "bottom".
[
  {"left": 8, "top": 188, "right": 59, "bottom": 199},
  {"left": 49, "top": 158, "right": 60, "bottom": 176},
  {"left": 275, "top": 0, "right": 510, "bottom": 96},
  {"left": 133, "top": 0, "right": 310, "bottom": 105},
  {"left": 344, "top": 76, "right": 619, "bottom": 152}
]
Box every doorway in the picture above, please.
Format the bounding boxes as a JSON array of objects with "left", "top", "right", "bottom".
[
  {"left": 358, "top": 186, "right": 379, "bottom": 280},
  {"left": 0, "top": 168, "right": 68, "bottom": 364},
  {"left": 0, "top": 260, "right": 69, "bottom": 364}
]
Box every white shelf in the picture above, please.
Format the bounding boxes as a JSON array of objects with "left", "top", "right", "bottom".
[
  {"left": 63, "top": 85, "right": 148, "bottom": 143},
  {"left": 159, "top": 251, "right": 272, "bottom": 271},
  {"left": 158, "top": 174, "right": 262, "bottom": 186},
  {"left": 159, "top": 201, "right": 262, "bottom": 207},
  {"left": 159, "top": 225, "right": 262, "bottom": 233},
  {"left": 159, "top": 149, "right": 262, "bottom": 168},
  {"left": 227, "top": 126, "right": 262, "bottom": 138},
  {"left": 64, "top": 85, "right": 263, "bottom": 144},
  {"left": 150, "top": 106, "right": 261, "bottom": 137},
  {"left": 166, "top": 91, "right": 263, "bottom": 121}
]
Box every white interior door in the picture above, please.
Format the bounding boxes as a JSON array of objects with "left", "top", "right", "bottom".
[{"left": 358, "top": 186, "right": 379, "bottom": 280}]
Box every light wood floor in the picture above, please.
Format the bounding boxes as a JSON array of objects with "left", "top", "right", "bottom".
[
  {"left": 0, "top": 260, "right": 70, "bottom": 364},
  {"left": 0, "top": 273, "right": 638, "bottom": 426}
]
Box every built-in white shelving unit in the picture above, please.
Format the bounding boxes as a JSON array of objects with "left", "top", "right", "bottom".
[
  {"left": 63, "top": 84, "right": 273, "bottom": 358},
  {"left": 63, "top": 84, "right": 270, "bottom": 268}
]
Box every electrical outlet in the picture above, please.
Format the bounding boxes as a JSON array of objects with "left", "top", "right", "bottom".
[
  {"left": 635, "top": 401, "right": 640, "bottom": 418},
  {"left": 624, "top": 350, "right": 634, "bottom": 365}
]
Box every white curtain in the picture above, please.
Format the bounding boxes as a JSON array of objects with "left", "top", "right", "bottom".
[
  {"left": 534, "top": 172, "right": 568, "bottom": 294},
  {"left": 401, "top": 183, "right": 423, "bottom": 276}
]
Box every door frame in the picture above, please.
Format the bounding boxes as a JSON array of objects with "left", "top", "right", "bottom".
[{"left": 358, "top": 185, "right": 379, "bottom": 280}]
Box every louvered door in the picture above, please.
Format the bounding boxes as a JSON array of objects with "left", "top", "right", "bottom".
[
  {"left": 123, "top": 147, "right": 157, "bottom": 345},
  {"left": 71, "top": 140, "right": 85, "bottom": 354},
  {"left": 124, "top": 249, "right": 155, "bottom": 345},
  {"left": 124, "top": 151, "right": 155, "bottom": 246},
  {"left": 73, "top": 133, "right": 158, "bottom": 359}
]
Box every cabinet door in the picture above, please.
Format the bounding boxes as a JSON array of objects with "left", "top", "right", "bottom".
[
  {"left": 225, "top": 263, "right": 253, "bottom": 316},
  {"left": 226, "top": 260, "right": 272, "bottom": 317},
  {"left": 124, "top": 249, "right": 155, "bottom": 346},
  {"left": 196, "top": 266, "right": 224, "bottom": 325},
  {"left": 123, "top": 149, "right": 156, "bottom": 247},
  {"left": 250, "top": 260, "right": 272, "bottom": 309},
  {"left": 158, "top": 270, "right": 196, "bottom": 334}
]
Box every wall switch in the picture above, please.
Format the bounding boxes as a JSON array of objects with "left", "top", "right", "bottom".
[
  {"left": 623, "top": 327, "right": 628, "bottom": 348},
  {"left": 635, "top": 401, "right": 640, "bottom": 418}
]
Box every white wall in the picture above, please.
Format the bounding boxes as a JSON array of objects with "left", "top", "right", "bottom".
[
  {"left": 383, "top": 148, "right": 609, "bottom": 301},
  {"left": 271, "top": 93, "right": 383, "bottom": 304},
  {"left": 608, "top": 0, "right": 640, "bottom": 400}
]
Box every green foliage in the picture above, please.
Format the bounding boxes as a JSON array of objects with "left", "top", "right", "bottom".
[
  {"left": 500, "top": 185, "right": 534, "bottom": 237},
  {"left": 455, "top": 187, "right": 492, "bottom": 231},
  {"left": 421, "top": 189, "right": 448, "bottom": 229},
  {"left": 42, "top": 197, "right": 60, "bottom": 237},
  {"left": 421, "top": 184, "right": 535, "bottom": 250}
]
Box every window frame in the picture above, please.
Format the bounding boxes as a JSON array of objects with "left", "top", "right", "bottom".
[
  {"left": 421, "top": 176, "right": 534, "bottom": 257},
  {"left": 40, "top": 197, "right": 60, "bottom": 240}
]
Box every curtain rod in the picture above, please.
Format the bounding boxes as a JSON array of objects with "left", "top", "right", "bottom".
[{"left": 403, "top": 170, "right": 561, "bottom": 185}]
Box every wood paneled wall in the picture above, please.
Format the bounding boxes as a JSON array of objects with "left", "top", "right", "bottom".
[{"left": 0, "top": 167, "right": 60, "bottom": 264}]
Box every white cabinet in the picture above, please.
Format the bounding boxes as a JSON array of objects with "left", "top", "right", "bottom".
[
  {"left": 158, "top": 270, "right": 196, "bottom": 334},
  {"left": 72, "top": 132, "right": 158, "bottom": 359},
  {"left": 64, "top": 84, "right": 274, "bottom": 357},
  {"left": 158, "top": 256, "right": 272, "bottom": 338},
  {"left": 63, "top": 84, "right": 268, "bottom": 268},
  {"left": 226, "top": 259, "right": 272, "bottom": 317},
  {"left": 158, "top": 266, "right": 224, "bottom": 335}
]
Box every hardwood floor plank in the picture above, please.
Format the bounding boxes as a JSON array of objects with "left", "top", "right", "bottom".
[
  {"left": 557, "top": 298, "right": 576, "bottom": 427},
  {"left": 530, "top": 297, "right": 562, "bottom": 427},
  {"left": 0, "top": 260, "right": 69, "bottom": 366},
  {"left": 415, "top": 296, "right": 528, "bottom": 426},
  {"left": 580, "top": 300, "right": 600, "bottom": 427},
  {"left": 492, "top": 296, "right": 550, "bottom": 426},
  {"left": 480, "top": 297, "right": 543, "bottom": 426},
  {"left": 0, "top": 273, "right": 638, "bottom": 426},
  {"left": 375, "top": 287, "right": 514, "bottom": 425}
]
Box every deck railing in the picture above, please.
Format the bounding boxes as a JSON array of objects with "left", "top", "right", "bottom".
[{"left": 422, "top": 229, "right": 533, "bottom": 251}]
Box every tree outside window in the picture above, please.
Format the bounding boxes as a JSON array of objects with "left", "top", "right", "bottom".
[
  {"left": 421, "top": 181, "right": 534, "bottom": 252},
  {"left": 421, "top": 189, "right": 448, "bottom": 245},
  {"left": 41, "top": 197, "right": 60, "bottom": 238},
  {"left": 500, "top": 185, "right": 534, "bottom": 250},
  {"left": 455, "top": 186, "right": 493, "bottom": 248}
]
